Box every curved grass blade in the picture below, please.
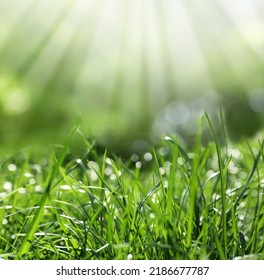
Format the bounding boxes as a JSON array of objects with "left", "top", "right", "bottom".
[{"left": 17, "top": 124, "right": 79, "bottom": 257}]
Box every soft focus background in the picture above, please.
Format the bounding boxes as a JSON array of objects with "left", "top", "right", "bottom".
[{"left": 1, "top": 0, "right": 264, "bottom": 153}]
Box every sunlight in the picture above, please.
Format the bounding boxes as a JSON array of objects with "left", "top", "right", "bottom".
[
  {"left": 220, "top": 0, "right": 264, "bottom": 56},
  {"left": 0, "top": 0, "right": 263, "bottom": 147}
]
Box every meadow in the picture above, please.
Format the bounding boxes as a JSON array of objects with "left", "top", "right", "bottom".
[
  {"left": 0, "top": 115, "right": 264, "bottom": 260},
  {"left": 1, "top": 0, "right": 264, "bottom": 260}
]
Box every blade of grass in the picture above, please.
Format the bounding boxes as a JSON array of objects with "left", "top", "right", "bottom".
[
  {"left": 234, "top": 140, "right": 264, "bottom": 209},
  {"left": 17, "top": 124, "right": 79, "bottom": 257},
  {"left": 205, "top": 112, "right": 227, "bottom": 258}
]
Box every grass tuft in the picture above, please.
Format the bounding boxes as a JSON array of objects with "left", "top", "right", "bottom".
[{"left": 0, "top": 115, "right": 264, "bottom": 260}]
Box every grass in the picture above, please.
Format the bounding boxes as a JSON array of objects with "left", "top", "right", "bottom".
[{"left": 0, "top": 116, "right": 264, "bottom": 260}]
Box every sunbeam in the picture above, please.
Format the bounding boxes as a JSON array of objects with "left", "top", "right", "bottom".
[{"left": 0, "top": 0, "right": 264, "bottom": 149}]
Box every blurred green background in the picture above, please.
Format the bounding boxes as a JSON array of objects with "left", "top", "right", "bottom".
[{"left": 0, "top": 0, "right": 264, "bottom": 153}]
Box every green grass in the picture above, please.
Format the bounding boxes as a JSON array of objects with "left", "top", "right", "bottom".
[{"left": 0, "top": 117, "right": 264, "bottom": 260}]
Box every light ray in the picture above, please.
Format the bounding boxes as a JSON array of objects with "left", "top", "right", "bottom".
[
  {"left": 165, "top": 0, "right": 214, "bottom": 96},
  {"left": 1, "top": 0, "right": 264, "bottom": 146},
  {"left": 24, "top": 0, "right": 95, "bottom": 98},
  {"left": 0, "top": 0, "right": 36, "bottom": 54}
]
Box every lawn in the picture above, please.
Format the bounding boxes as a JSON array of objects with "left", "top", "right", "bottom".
[{"left": 0, "top": 116, "right": 263, "bottom": 260}]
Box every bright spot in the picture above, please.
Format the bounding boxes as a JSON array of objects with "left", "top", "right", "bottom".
[
  {"left": 158, "top": 147, "right": 169, "bottom": 156},
  {"left": 78, "top": 189, "right": 86, "bottom": 194},
  {"left": 35, "top": 185, "right": 43, "bottom": 192},
  {"left": 8, "top": 164, "right": 17, "bottom": 172},
  {"left": 2, "top": 219, "right": 8, "bottom": 225},
  {"left": 60, "top": 185, "right": 71, "bottom": 190},
  {"left": 164, "top": 136, "right": 173, "bottom": 142},
  {"left": 131, "top": 154, "right": 139, "bottom": 162},
  {"left": 239, "top": 171, "right": 247, "bottom": 179},
  {"left": 159, "top": 167, "right": 166, "bottom": 176},
  {"left": 104, "top": 166, "right": 113, "bottom": 176},
  {"left": 29, "top": 178, "right": 36, "bottom": 185},
  {"left": 212, "top": 193, "right": 221, "bottom": 201},
  {"left": 76, "top": 159, "right": 82, "bottom": 164},
  {"left": 135, "top": 161, "right": 142, "bottom": 169},
  {"left": 127, "top": 254, "right": 133, "bottom": 260},
  {"left": 3, "top": 181, "right": 12, "bottom": 191},
  {"left": 88, "top": 161, "right": 99, "bottom": 171},
  {"left": 228, "top": 148, "right": 242, "bottom": 159},
  {"left": 1, "top": 87, "right": 31, "bottom": 115},
  {"left": 31, "top": 164, "right": 42, "bottom": 173},
  {"left": 110, "top": 174, "right": 117, "bottom": 181},
  {"left": 238, "top": 215, "right": 245, "bottom": 221},
  {"left": 24, "top": 172, "right": 33, "bottom": 178},
  {"left": 150, "top": 213, "right": 155, "bottom": 219},
  {"left": 251, "top": 189, "right": 259, "bottom": 198},
  {"left": 144, "top": 152, "right": 153, "bottom": 162},
  {"left": 106, "top": 157, "right": 112, "bottom": 165},
  {"left": 234, "top": 181, "right": 242, "bottom": 188},
  {"left": 18, "top": 187, "right": 26, "bottom": 194},
  {"left": 243, "top": 22, "right": 264, "bottom": 48},
  {"left": 89, "top": 170, "right": 98, "bottom": 181},
  {"left": 238, "top": 201, "right": 246, "bottom": 209},
  {"left": 177, "top": 157, "right": 184, "bottom": 165},
  {"left": 165, "top": 102, "right": 190, "bottom": 126},
  {"left": 206, "top": 169, "right": 217, "bottom": 178},
  {"left": 0, "top": 192, "right": 6, "bottom": 198},
  {"left": 228, "top": 162, "right": 239, "bottom": 175}
]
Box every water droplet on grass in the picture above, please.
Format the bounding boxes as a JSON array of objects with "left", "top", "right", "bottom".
[
  {"left": 131, "top": 154, "right": 139, "bottom": 162},
  {"left": 150, "top": 213, "right": 155, "bottom": 219},
  {"left": 8, "top": 164, "right": 17, "bottom": 172},
  {"left": 158, "top": 147, "right": 169, "bottom": 156},
  {"left": 144, "top": 152, "right": 153, "bottom": 161},
  {"left": 228, "top": 148, "right": 242, "bottom": 159},
  {"left": 159, "top": 167, "right": 166, "bottom": 176},
  {"left": 135, "top": 161, "right": 142, "bottom": 169},
  {"left": 60, "top": 185, "right": 71, "bottom": 190},
  {"left": 35, "top": 185, "right": 43, "bottom": 192},
  {"left": 88, "top": 161, "right": 99, "bottom": 171},
  {"left": 0, "top": 192, "right": 6, "bottom": 198},
  {"left": 18, "top": 187, "right": 26, "bottom": 194},
  {"left": 3, "top": 182, "right": 12, "bottom": 191},
  {"left": 29, "top": 178, "right": 36, "bottom": 185},
  {"left": 104, "top": 166, "right": 113, "bottom": 176},
  {"left": 89, "top": 170, "right": 98, "bottom": 181},
  {"left": 106, "top": 157, "right": 112, "bottom": 165},
  {"left": 24, "top": 172, "right": 33, "bottom": 178},
  {"left": 177, "top": 157, "right": 184, "bottom": 165}
]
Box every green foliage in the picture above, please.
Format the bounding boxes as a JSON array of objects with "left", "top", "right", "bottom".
[{"left": 0, "top": 117, "right": 264, "bottom": 260}]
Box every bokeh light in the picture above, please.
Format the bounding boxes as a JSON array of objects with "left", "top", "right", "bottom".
[{"left": 0, "top": 0, "right": 264, "bottom": 152}]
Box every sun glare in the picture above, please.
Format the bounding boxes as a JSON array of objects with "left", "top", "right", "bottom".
[{"left": 0, "top": 0, "right": 263, "bottom": 143}]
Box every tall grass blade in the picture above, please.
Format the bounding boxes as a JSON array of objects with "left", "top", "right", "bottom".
[
  {"left": 16, "top": 124, "right": 79, "bottom": 257},
  {"left": 205, "top": 112, "right": 227, "bottom": 258}
]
